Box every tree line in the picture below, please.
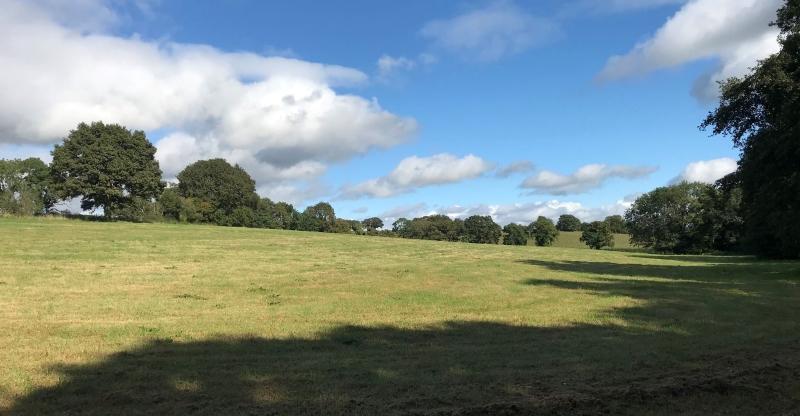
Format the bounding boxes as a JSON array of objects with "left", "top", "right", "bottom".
[
  {"left": 0, "top": 120, "right": 758, "bottom": 254},
  {"left": 0, "top": 122, "right": 624, "bottom": 248}
]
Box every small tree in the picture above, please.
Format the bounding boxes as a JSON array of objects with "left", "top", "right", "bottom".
[
  {"left": 528, "top": 216, "right": 559, "bottom": 246},
  {"left": 362, "top": 217, "right": 384, "bottom": 232},
  {"left": 464, "top": 215, "right": 502, "bottom": 244},
  {"left": 556, "top": 214, "right": 582, "bottom": 231},
  {"left": 502, "top": 223, "right": 528, "bottom": 245},
  {"left": 0, "top": 157, "right": 53, "bottom": 215},
  {"left": 581, "top": 221, "right": 615, "bottom": 250},
  {"left": 50, "top": 122, "right": 163, "bottom": 217}
]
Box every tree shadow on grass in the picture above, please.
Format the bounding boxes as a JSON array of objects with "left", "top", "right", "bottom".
[
  {"left": 6, "top": 257, "right": 800, "bottom": 416},
  {"left": 6, "top": 322, "right": 800, "bottom": 416}
]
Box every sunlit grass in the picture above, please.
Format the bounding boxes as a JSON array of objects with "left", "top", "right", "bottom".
[{"left": 1, "top": 217, "right": 798, "bottom": 414}]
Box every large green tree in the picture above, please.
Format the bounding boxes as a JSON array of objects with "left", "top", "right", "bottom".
[
  {"left": 556, "top": 214, "right": 582, "bottom": 232},
  {"left": 701, "top": 0, "right": 800, "bottom": 258},
  {"left": 625, "top": 182, "right": 741, "bottom": 254},
  {"left": 464, "top": 215, "right": 501, "bottom": 244},
  {"left": 502, "top": 223, "right": 528, "bottom": 246},
  {"left": 528, "top": 216, "right": 559, "bottom": 246},
  {"left": 0, "top": 157, "right": 53, "bottom": 215},
  {"left": 298, "top": 202, "right": 336, "bottom": 232},
  {"left": 362, "top": 217, "right": 384, "bottom": 232},
  {"left": 176, "top": 158, "right": 256, "bottom": 221},
  {"left": 50, "top": 122, "right": 163, "bottom": 216}
]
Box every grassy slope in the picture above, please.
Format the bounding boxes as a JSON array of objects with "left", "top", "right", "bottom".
[
  {"left": 1, "top": 217, "right": 799, "bottom": 415},
  {"left": 550, "top": 230, "right": 631, "bottom": 249}
]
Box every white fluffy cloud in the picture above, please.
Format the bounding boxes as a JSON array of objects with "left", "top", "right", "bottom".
[
  {"left": 420, "top": 1, "right": 559, "bottom": 62},
  {"left": 379, "top": 196, "right": 638, "bottom": 226},
  {"left": 672, "top": 157, "right": 737, "bottom": 184},
  {"left": 598, "top": 0, "right": 782, "bottom": 99},
  {"left": 0, "top": 0, "right": 417, "bottom": 198},
  {"left": 521, "top": 164, "right": 657, "bottom": 195},
  {"left": 340, "top": 153, "right": 493, "bottom": 199}
]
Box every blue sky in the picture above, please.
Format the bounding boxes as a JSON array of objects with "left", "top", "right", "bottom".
[{"left": 0, "top": 0, "right": 781, "bottom": 224}]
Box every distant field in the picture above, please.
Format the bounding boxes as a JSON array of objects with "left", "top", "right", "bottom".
[
  {"left": 550, "top": 230, "right": 632, "bottom": 249},
  {"left": 1, "top": 217, "right": 799, "bottom": 415}
]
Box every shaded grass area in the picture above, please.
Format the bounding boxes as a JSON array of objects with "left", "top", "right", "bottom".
[{"left": 1, "top": 217, "right": 799, "bottom": 415}]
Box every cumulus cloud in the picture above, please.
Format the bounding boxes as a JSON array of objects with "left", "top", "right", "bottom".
[
  {"left": 598, "top": 0, "right": 782, "bottom": 100},
  {"left": 420, "top": 1, "right": 559, "bottom": 62},
  {"left": 520, "top": 164, "right": 657, "bottom": 195},
  {"left": 495, "top": 160, "right": 535, "bottom": 178},
  {"left": 380, "top": 196, "right": 638, "bottom": 226},
  {"left": 0, "top": 0, "right": 417, "bottom": 202},
  {"left": 671, "top": 157, "right": 737, "bottom": 184},
  {"left": 340, "top": 153, "right": 493, "bottom": 199}
]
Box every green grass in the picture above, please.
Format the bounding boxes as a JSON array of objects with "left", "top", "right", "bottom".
[
  {"left": 550, "top": 230, "right": 632, "bottom": 249},
  {"left": 1, "top": 217, "right": 799, "bottom": 415}
]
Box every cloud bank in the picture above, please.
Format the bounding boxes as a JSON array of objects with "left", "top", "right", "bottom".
[
  {"left": 520, "top": 164, "right": 657, "bottom": 195},
  {"left": 598, "top": 0, "right": 782, "bottom": 100},
  {"left": 672, "top": 157, "right": 737, "bottom": 184},
  {"left": 0, "top": 0, "right": 417, "bottom": 203},
  {"left": 340, "top": 154, "right": 493, "bottom": 199}
]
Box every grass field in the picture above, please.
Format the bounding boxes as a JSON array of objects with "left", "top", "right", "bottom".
[
  {"left": 549, "top": 230, "right": 631, "bottom": 249},
  {"left": 1, "top": 217, "right": 799, "bottom": 415}
]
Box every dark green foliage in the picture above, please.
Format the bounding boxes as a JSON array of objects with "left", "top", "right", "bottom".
[
  {"left": 50, "top": 122, "right": 163, "bottom": 216},
  {"left": 271, "top": 202, "right": 299, "bottom": 230},
  {"left": 226, "top": 207, "right": 257, "bottom": 227},
  {"left": 0, "top": 157, "right": 53, "bottom": 215},
  {"left": 556, "top": 214, "right": 582, "bottom": 232},
  {"left": 528, "top": 216, "right": 559, "bottom": 246},
  {"left": 298, "top": 202, "right": 336, "bottom": 232},
  {"left": 400, "top": 215, "right": 464, "bottom": 241},
  {"left": 158, "top": 187, "right": 183, "bottom": 221},
  {"left": 700, "top": 0, "right": 800, "bottom": 258},
  {"left": 580, "top": 221, "right": 615, "bottom": 250},
  {"left": 464, "top": 215, "right": 501, "bottom": 244},
  {"left": 502, "top": 223, "right": 528, "bottom": 245},
  {"left": 603, "top": 215, "right": 627, "bottom": 234},
  {"left": 392, "top": 218, "right": 410, "bottom": 234},
  {"left": 625, "top": 182, "right": 742, "bottom": 254},
  {"left": 362, "top": 217, "right": 384, "bottom": 232},
  {"left": 333, "top": 219, "right": 365, "bottom": 234},
  {"left": 176, "top": 159, "right": 256, "bottom": 220}
]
